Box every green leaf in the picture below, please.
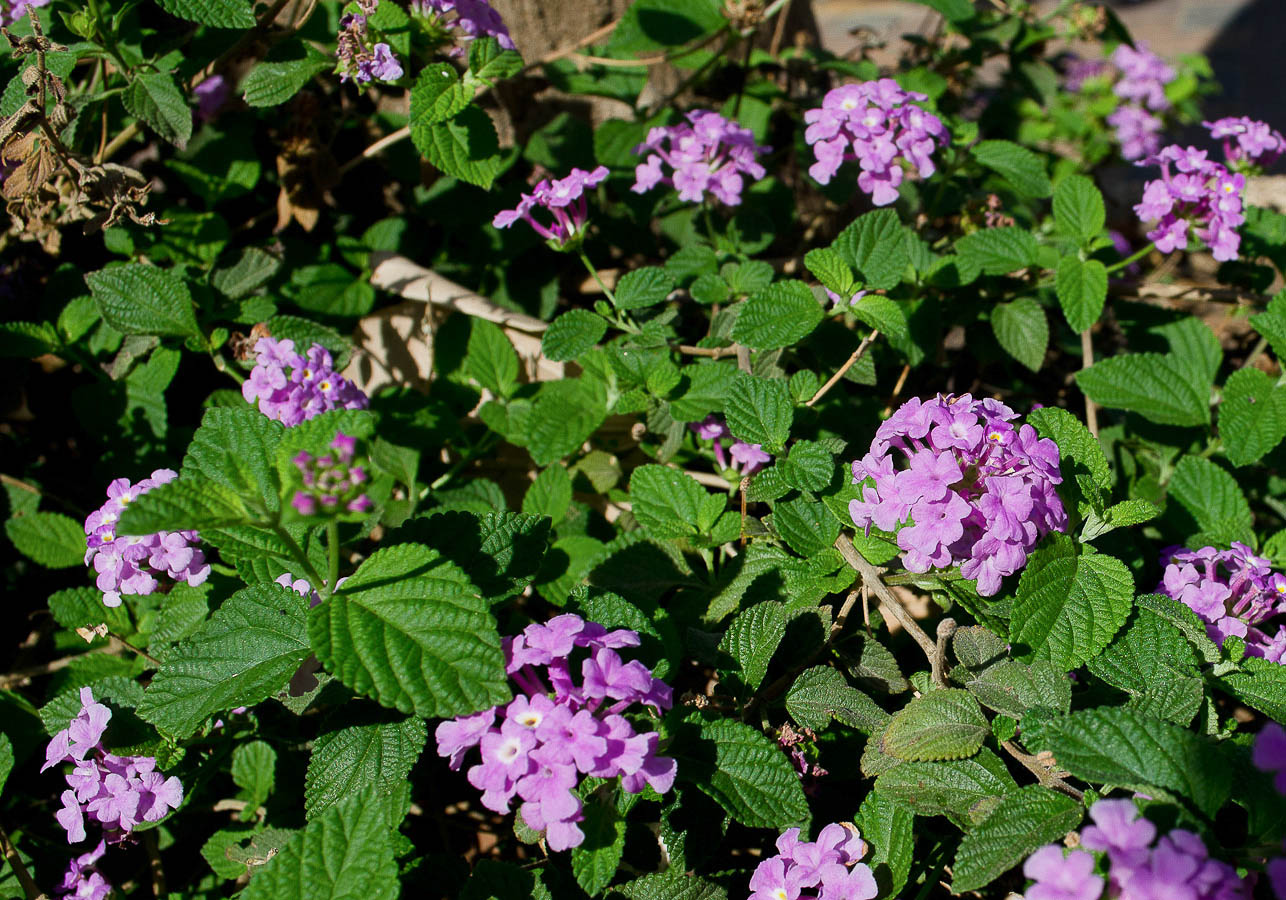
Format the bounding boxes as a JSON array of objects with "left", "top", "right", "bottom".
[
  {"left": 118, "top": 478, "right": 249, "bottom": 536},
  {"left": 123, "top": 71, "right": 193, "bottom": 146},
  {"left": 0, "top": 320, "right": 59, "bottom": 357},
  {"left": 305, "top": 714, "right": 427, "bottom": 819},
  {"left": 731, "top": 281, "right": 824, "bottom": 351},
  {"left": 48, "top": 587, "right": 131, "bottom": 635},
  {"left": 0, "top": 734, "right": 12, "bottom": 796},
  {"left": 849, "top": 294, "right": 909, "bottom": 342},
  {"left": 725, "top": 373, "right": 792, "bottom": 453},
  {"left": 1167, "top": 455, "right": 1253, "bottom": 545},
  {"left": 718, "top": 601, "right": 786, "bottom": 690},
  {"left": 212, "top": 247, "right": 280, "bottom": 299},
  {"left": 906, "top": 0, "right": 975, "bottom": 22},
  {"left": 1055, "top": 257, "right": 1108, "bottom": 332},
  {"left": 833, "top": 209, "right": 910, "bottom": 290},
  {"left": 855, "top": 789, "right": 914, "bottom": 899},
  {"left": 1011, "top": 535, "right": 1133, "bottom": 670},
  {"left": 771, "top": 495, "right": 840, "bottom": 557},
  {"left": 608, "top": 0, "right": 727, "bottom": 55},
  {"left": 786, "top": 665, "right": 889, "bottom": 734},
  {"left": 522, "top": 465, "right": 572, "bottom": 524},
  {"left": 965, "top": 659, "right": 1071, "bottom": 718},
  {"left": 1079, "top": 498, "right": 1160, "bottom": 542},
  {"left": 138, "top": 583, "right": 311, "bottom": 739},
  {"left": 1053, "top": 175, "right": 1106, "bottom": 243},
  {"left": 1076, "top": 341, "right": 1214, "bottom": 427},
  {"left": 1034, "top": 707, "right": 1231, "bottom": 817},
  {"left": 670, "top": 361, "right": 738, "bottom": 423},
  {"left": 689, "top": 272, "right": 730, "bottom": 305},
  {"left": 408, "top": 65, "right": 471, "bottom": 140},
  {"left": 614, "top": 871, "right": 727, "bottom": 900},
  {"left": 542, "top": 310, "right": 606, "bottom": 362},
  {"left": 991, "top": 297, "right": 1048, "bottom": 371},
  {"left": 1087, "top": 609, "right": 1202, "bottom": 724},
  {"left": 86, "top": 263, "right": 200, "bottom": 338},
  {"left": 309, "top": 544, "right": 511, "bottom": 718},
  {"left": 680, "top": 716, "right": 809, "bottom": 829},
  {"left": 467, "top": 37, "right": 524, "bottom": 82},
  {"left": 414, "top": 104, "right": 503, "bottom": 189},
  {"left": 241, "top": 50, "right": 332, "bottom": 107},
  {"left": 240, "top": 790, "right": 400, "bottom": 900},
  {"left": 571, "top": 804, "right": 626, "bottom": 896},
  {"left": 804, "top": 247, "right": 855, "bottom": 296},
  {"left": 780, "top": 441, "right": 834, "bottom": 492},
  {"left": 629, "top": 464, "right": 708, "bottom": 539},
  {"left": 881, "top": 689, "right": 989, "bottom": 761},
  {"left": 154, "top": 0, "right": 254, "bottom": 27},
  {"left": 1250, "top": 289, "right": 1286, "bottom": 361},
  {"left": 1220, "top": 656, "right": 1286, "bottom": 722},
  {"left": 526, "top": 379, "right": 606, "bottom": 466},
  {"left": 614, "top": 267, "right": 675, "bottom": 310},
  {"left": 1135, "top": 593, "right": 1221, "bottom": 664},
  {"left": 874, "top": 750, "right": 1017, "bottom": 822},
  {"left": 5, "top": 511, "right": 85, "bottom": 568},
  {"left": 183, "top": 407, "right": 283, "bottom": 515},
  {"left": 465, "top": 319, "right": 520, "bottom": 399},
  {"left": 955, "top": 227, "right": 1038, "bottom": 275},
  {"left": 232, "top": 741, "right": 277, "bottom": 811},
  {"left": 1220, "top": 368, "right": 1286, "bottom": 466},
  {"left": 971, "top": 140, "right": 1051, "bottom": 199},
  {"left": 951, "top": 786, "right": 1083, "bottom": 893}
]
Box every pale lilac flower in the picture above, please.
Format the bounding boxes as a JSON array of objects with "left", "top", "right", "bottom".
[
  {"left": 1109, "top": 104, "right": 1165, "bottom": 162},
  {"left": 242, "top": 338, "right": 367, "bottom": 426},
  {"left": 57, "top": 839, "right": 111, "bottom": 900},
  {"left": 46, "top": 689, "right": 183, "bottom": 845},
  {"left": 493, "top": 166, "right": 609, "bottom": 249},
  {"left": 193, "top": 75, "right": 230, "bottom": 122},
  {"left": 730, "top": 441, "right": 771, "bottom": 476},
  {"left": 1205, "top": 117, "right": 1286, "bottom": 171},
  {"left": 1111, "top": 43, "right": 1175, "bottom": 111},
  {"left": 1023, "top": 845, "right": 1104, "bottom": 900},
  {"left": 826, "top": 289, "right": 869, "bottom": 309},
  {"left": 745, "top": 822, "right": 877, "bottom": 900},
  {"left": 1063, "top": 56, "right": 1111, "bottom": 93},
  {"left": 435, "top": 613, "right": 675, "bottom": 851},
  {"left": 1254, "top": 723, "right": 1286, "bottom": 793},
  {"left": 631, "top": 111, "right": 768, "bottom": 207},
  {"left": 1158, "top": 544, "right": 1286, "bottom": 662},
  {"left": 848, "top": 395, "right": 1066, "bottom": 596},
  {"left": 83, "top": 471, "right": 209, "bottom": 608},
  {"left": 1133, "top": 145, "right": 1245, "bottom": 262},
  {"left": 803, "top": 78, "right": 948, "bottom": 206},
  {"left": 1, "top": 0, "right": 48, "bottom": 27}
]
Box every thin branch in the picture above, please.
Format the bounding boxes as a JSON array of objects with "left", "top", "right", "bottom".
[
  {"left": 735, "top": 344, "right": 752, "bottom": 374},
  {"left": 807, "top": 329, "right": 879, "bottom": 407},
  {"left": 109, "top": 632, "right": 161, "bottom": 667},
  {"left": 677, "top": 344, "right": 737, "bottom": 359},
  {"left": 1001, "top": 740, "right": 1085, "bottom": 801},
  {"left": 1079, "top": 329, "right": 1099, "bottom": 439},
  {"left": 143, "top": 830, "right": 166, "bottom": 898},
  {"left": 829, "top": 589, "right": 862, "bottom": 640},
  {"left": 0, "top": 821, "right": 46, "bottom": 900},
  {"left": 931, "top": 618, "right": 956, "bottom": 688},
  {"left": 768, "top": 0, "right": 793, "bottom": 56},
  {"left": 0, "top": 473, "right": 39, "bottom": 495},
  {"left": 833, "top": 534, "right": 938, "bottom": 662}
]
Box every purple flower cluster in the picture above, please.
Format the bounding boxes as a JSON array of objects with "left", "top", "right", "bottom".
[
  {"left": 335, "top": 0, "right": 404, "bottom": 85},
  {"left": 1062, "top": 56, "right": 1111, "bottom": 94},
  {"left": 804, "top": 79, "right": 948, "bottom": 206},
  {"left": 1107, "top": 43, "right": 1175, "bottom": 161},
  {"left": 83, "top": 470, "right": 210, "bottom": 608},
  {"left": 848, "top": 395, "right": 1066, "bottom": 596},
  {"left": 1024, "top": 799, "right": 1250, "bottom": 900},
  {"left": 747, "top": 823, "right": 878, "bottom": 900},
  {"left": 434, "top": 614, "right": 676, "bottom": 851},
  {"left": 193, "top": 75, "right": 230, "bottom": 122},
  {"left": 242, "top": 337, "right": 368, "bottom": 426},
  {"left": 1253, "top": 725, "right": 1286, "bottom": 898},
  {"left": 1158, "top": 543, "right": 1286, "bottom": 662},
  {"left": 43, "top": 689, "right": 184, "bottom": 844},
  {"left": 1, "top": 0, "right": 48, "bottom": 27},
  {"left": 1205, "top": 117, "right": 1286, "bottom": 172},
  {"left": 57, "top": 839, "right": 110, "bottom": 900},
  {"left": 291, "top": 432, "right": 372, "bottom": 516},
  {"left": 631, "top": 110, "right": 769, "bottom": 207},
  {"left": 690, "top": 414, "right": 772, "bottom": 477},
  {"left": 493, "top": 166, "right": 608, "bottom": 249},
  {"left": 411, "top": 0, "right": 515, "bottom": 55},
  {"left": 1133, "top": 145, "right": 1244, "bottom": 262}
]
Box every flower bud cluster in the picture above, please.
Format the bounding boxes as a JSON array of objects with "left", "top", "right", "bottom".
[
  {"left": 410, "top": 0, "right": 515, "bottom": 55},
  {"left": 242, "top": 337, "right": 369, "bottom": 427},
  {"left": 1158, "top": 543, "right": 1286, "bottom": 662},
  {"left": 335, "top": 0, "right": 404, "bottom": 84},
  {"left": 690, "top": 414, "right": 772, "bottom": 477},
  {"left": 747, "top": 823, "right": 878, "bottom": 900},
  {"left": 1023, "top": 799, "right": 1248, "bottom": 900},
  {"left": 1107, "top": 43, "right": 1175, "bottom": 161},
  {"left": 84, "top": 470, "right": 210, "bottom": 608},
  {"left": 434, "top": 613, "right": 676, "bottom": 851},
  {"left": 1204, "top": 116, "right": 1285, "bottom": 172},
  {"left": 631, "top": 110, "right": 769, "bottom": 207},
  {"left": 43, "top": 689, "right": 184, "bottom": 845},
  {"left": 1133, "top": 145, "right": 1245, "bottom": 262},
  {"left": 493, "top": 166, "right": 609, "bottom": 249},
  {"left": 848, "top": 395, "right": 1066, "bottom": 596},
  {"left": 804, "top": 78, "right": 948, "bottom": 206},
  {"left": 291, "top": 431, "right": 372, "bottom": 516},
  {"left": 57, "top": 839, "right": 110, "bottom": 900}
]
